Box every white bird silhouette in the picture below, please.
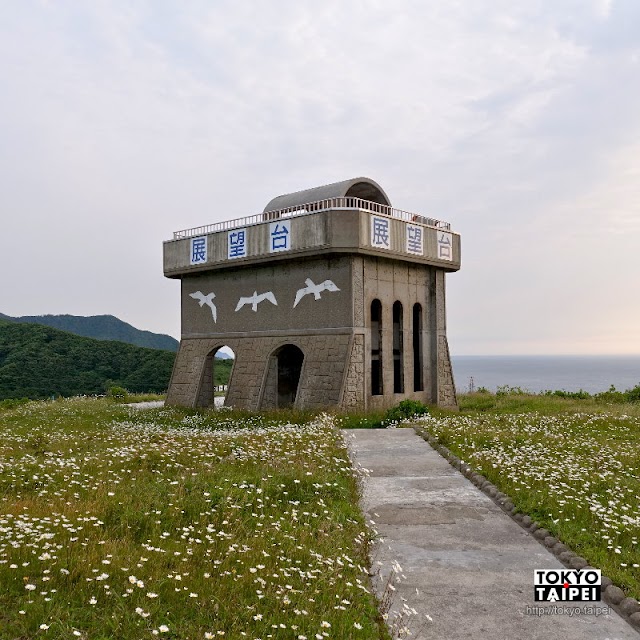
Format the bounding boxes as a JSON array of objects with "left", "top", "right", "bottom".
[
  {"left": 235, "top": 291, "right": 278, "bottom": 312},
  {"left": 293, "top": 278, "right": 340, "bottom": 308},
  {"left": 189, "top": 291, "right": 217, "bottom": 322}
]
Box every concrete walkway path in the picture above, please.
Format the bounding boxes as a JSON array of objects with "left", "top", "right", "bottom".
[{"left": 344, "top": 428, "right": 639, "bottom": 640}]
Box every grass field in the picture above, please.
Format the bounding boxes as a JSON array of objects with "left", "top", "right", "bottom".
[
  {"left": 3, "top": 391, "right": 638, "bottom": 637},
  {"left": 419, "top": 392, "right": 640, "bottom": 601},
  {"left": 0, "top": 398, "right": 389, "bottom": 640}
]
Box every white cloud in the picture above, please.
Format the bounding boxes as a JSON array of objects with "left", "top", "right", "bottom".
[
  {"left": 0, "top": 1, "right": 639, "bottom": 352},
  {"left": 594, "top": 0, "right": 614, "bottom": 20}
]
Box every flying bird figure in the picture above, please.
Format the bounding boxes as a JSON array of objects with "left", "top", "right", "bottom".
[
  {"left": 235, "top": 291, "right": 278, "bottom": 312},
  {"left": 189, "top": 291, "right": 217, "bottom": 322},
  {"left": 293, "top": 278, "right": 340, "bottom": 308}
]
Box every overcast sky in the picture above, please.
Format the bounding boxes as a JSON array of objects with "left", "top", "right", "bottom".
[{"left": 1, "top": 1, "right": 639, "bottom": 355}]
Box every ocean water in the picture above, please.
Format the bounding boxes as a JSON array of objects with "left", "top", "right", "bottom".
[{"left": 451, "top": 355, "right": 640, "bottom": 395}]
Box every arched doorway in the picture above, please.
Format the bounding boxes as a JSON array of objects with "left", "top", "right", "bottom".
[
  {"left": 276, "top": 344, "right": 304, "bottom": 408},
  {"left": 261, "top": 344, "right": 305, "bottom": 409},
  {"left": 195, "top": 345, "right": 235, "bottom": 408}
]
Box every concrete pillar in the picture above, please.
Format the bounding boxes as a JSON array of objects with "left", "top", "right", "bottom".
[{"left": 434, "top": 270, "right": 457, "bottom": 409}]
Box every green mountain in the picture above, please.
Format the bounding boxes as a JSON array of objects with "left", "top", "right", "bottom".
[
  {"left": 0, "top": 313, "right": 179, "bottom": 352},
  {"left": 0, "top": 323, "right": 175, "bottom": 400}
]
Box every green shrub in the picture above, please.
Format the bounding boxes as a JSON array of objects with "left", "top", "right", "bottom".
[
  {"left": 383, "top": 399, "right": 429, "bottom": 425},
  {"left": 543, "top": 389, "right": 591, "bottom": 400},
  {"left": 594, "top": 385, "right": 627, "bottom": 404},
  {"left": 337, "top": 400, "right": 430, "bottom": 429},
  {"left": 107, "top": 385, "right": 128, "bottom": 401},
  {"left": 595, "top": 384, "right": 640, "bottom": 404},
  {"left": 625, "top": 384, "right": 640, "bottom": 403},
  {"left": 496, "top": 385, "right": 531, "bottom": 396}
]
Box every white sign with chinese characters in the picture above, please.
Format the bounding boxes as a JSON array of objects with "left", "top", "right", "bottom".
[
  {"left": 190, "top": 236, "right": 207, "bottom": 265},
  {"left": 437, "top": 231, "right": 453, "bottom": 261},
  {"left": 269, "top": 220, "right": 291, "bottom": 253},
  {"left": 370, "top": 216, "right": 391, "bottom": 249},
  {"left": 406, "top": 224, "right": 424, "bottom": 255},
  {"left": 227, "top": 228, "right": 247, "bottom": 259}
]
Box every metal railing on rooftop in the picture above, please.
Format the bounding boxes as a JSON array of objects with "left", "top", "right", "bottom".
[{"left": 172, "top": 197, "right": 451, "bottom": 240}]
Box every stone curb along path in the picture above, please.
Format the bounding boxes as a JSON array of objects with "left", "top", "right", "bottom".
[
  {"left": 343, "top": 427, "right": 640, "bottom": 640},
  {"left": 413, "top": 426, "right": 640, "bottom": 633}
]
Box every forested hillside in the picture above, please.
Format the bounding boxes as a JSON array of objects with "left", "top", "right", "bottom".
[
  {"left": 0, "top": 313, "right": 179, "bottom": 351},
  {"left": 214, "top": 358, "right": 233, "bottom": 386},
  {"left": 0, "top": 323, "right": 175, "bottom": 400}
]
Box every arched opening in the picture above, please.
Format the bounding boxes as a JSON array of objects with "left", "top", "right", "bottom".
[
  {"left": 393, "top": 302, "right": 404, "bottom": 393},
  {"left": 344, "top": 181, "right": 390, "bottom": 205},
  {"left": 263, "top": 177, "right": 392, "bottom": 214},
  {"left": 276, "top": 344, "right": 304, "bottom": 408},
  {"left": 371, "top": 299, "right": 383, "bottom": 395},
  {"left": 413, "top": 304, "right": 424, "bottom": 391},
  {"left": 196, "top": 345, "right": 235, "bottom": 408}
]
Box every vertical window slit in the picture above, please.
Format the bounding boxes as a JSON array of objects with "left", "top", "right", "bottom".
[
  {"left": 393, "top": 301, "right": 404, "bottom": 393},
  {"left": 371, "top": 300, "right": 383, "bottom": 395},
  {"left": 413, "top": 304, "right": 424, "bottom": 391}
]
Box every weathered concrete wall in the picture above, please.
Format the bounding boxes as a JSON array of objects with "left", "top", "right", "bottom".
[
  {"left": 260, "top": 354, "right": 278, "bottom": 409},
  {"left": 164, "top": 208, "right": 461, "bottom": 277},
  {"left": 360, "top": 256, "right": 458, "bottom": 411},
  {"left": 340, "top": 333, "right": 366, "bottom": 411},
  {"left": 293, "top": 334, "right": 351, "bottom": 408},
  {"left": 166, "top": 333, "right": 354, "bottom": 410},
  {"left": 434, "top": 270, "right": 458, "bottom": 409},
  {"left": 437, "top": 335, "right": 457, "bottom": 408},
  {"left": 181, "top": 256, "right": 352, "bottom": 336},
  {"left": 166, "top": 339, "right": 208, "bottom": 407},
  {"left": 195, "top": 350, "right": 215, "bottom": 407},
  {"left": 166, "top": 252, "right": 458, "bottom": 411}
]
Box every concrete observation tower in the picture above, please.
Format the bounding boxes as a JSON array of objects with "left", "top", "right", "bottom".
[{"left": 163, "top": 177, "right": 461, "bottom": 411}]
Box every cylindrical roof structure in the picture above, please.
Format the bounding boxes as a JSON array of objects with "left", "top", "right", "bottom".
[{"left": 263, "top": 177, "right": 391, "bottom": 212}]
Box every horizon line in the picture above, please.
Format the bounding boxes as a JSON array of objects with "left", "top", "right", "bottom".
[{"left": 451, "top": 353, "right": 640, "bottom": 358}]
